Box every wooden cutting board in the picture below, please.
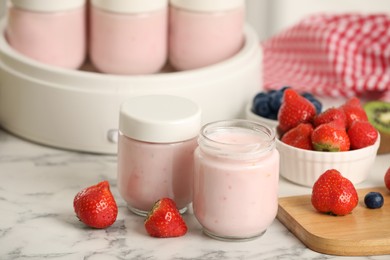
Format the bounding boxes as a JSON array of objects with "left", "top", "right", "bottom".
[{"left": 277, "top": 187, "right": 390, "bottom": 256}]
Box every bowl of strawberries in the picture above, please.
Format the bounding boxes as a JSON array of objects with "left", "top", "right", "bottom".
[{"left": 275, "top": 89, "right": 380, "bottom": 187}]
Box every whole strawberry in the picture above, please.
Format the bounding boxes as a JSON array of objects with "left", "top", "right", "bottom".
[
  {"left": 313, "top": 107, "right": 346, "bottom": 127},
  {"left": 144, "top": 198, "right": 187, "bottom": 238},
  {"left": 341, "top": 97, "right": 368, "bottom": 129},
  {"left": 73, "top": 180, "right": 118, "bottom": 229},
  {"left": 311, "top": 120, "right": 350, "bottom": 151},
  {"left": 385, "top": 167, "right": 390, "bottom": 191},
  {"left": 348, "top": 120, "right": 378, "bottom": 149},
  {"left": 311, "top": 169, "right": 358, "bottom": 216},
  {"left": 278, "top": 88, "right": 316, "bottom": 136},
  {"left": 281, "top": 123, "right": 314, "bottom": 150}
]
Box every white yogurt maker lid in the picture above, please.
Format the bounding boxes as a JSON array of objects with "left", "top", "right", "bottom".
[
  {"left": 91, "top": 0, "right": 168, "bottom": 14},
  {"left": 170, "top": 0, "right": 244, "bottom": 12},
  {"left": 11, "top": 0, "right": 86, "bottom": 12},
  {"left": 119, "top": 95, "right": 202, "bottom": 143}
]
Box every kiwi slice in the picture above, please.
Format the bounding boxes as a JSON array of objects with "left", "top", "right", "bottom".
[
  {"left": 364, "top": 101, "right": 390, "bottom": 154},
  {"left": 364, "top": 101, "right": 390, "bottom": 132}
]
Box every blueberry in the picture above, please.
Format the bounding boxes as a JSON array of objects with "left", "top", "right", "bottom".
[
  {"left": 268, "top": 112, "right": 278, "bottom": 120},
  {"left": 364, "top": 192, "right": 384, "bottom": 209},
  {"left": 310, "top": 99, "right": 323, "bottom": 114},
  {"left": 269, "top": 90, "right": 284, "bottom": 113},
  {"left": 254, "top": 100, "right": 271, "bottom": 117},
  {"left": 253, "top": 92, "right": 268, "bottom": 104},
  {"left": 280, "top": 86, "right": 291, "bottom": 93},
  {"left": 301, "top": 92, "right": 322, "bottom": 114},
  {"left": 301, "top": 92, "right": 315, "bottom": 101}
]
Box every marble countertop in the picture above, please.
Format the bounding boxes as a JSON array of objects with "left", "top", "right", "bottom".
[{"left": 1, "top": 128, "right": 389, "bottom": 260}]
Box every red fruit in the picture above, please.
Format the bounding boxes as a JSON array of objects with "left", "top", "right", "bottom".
[
  {"left": 311, "top": 120, "right": 350, "bottom": 151},
  {"left": 73, "top": 181, "right": 118, "bottom": 229},
  {"left": 313, "top": 107, "right": 346, "bottom": 127},
  {"left": 384, "top": 167, "right": 390, "bottom": 190},
  {"left": 281, "top": 123, "right": 314, "bottom": 150},
  {"left": 341, "top": 97, "right": 368, "bottom": 128},
  {"left": 348, "top": 120, "right": 378, "bottom": 149},
  {"left": 144, "top": 198, "right": 187, "bottom": 238},
  {"left": 278, "top": 88, "right": 317, "bottom": 135},
  {"left": 311, "top": 169, "right": 359, "bottom": 216}
]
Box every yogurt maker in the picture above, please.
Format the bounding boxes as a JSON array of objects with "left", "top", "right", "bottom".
[{"left": 0, "top": 18, "right": 262, "bottom": 154}]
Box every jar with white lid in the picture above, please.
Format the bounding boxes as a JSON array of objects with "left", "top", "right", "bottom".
[
  {"left": 169, "top": 0, "right": 245, "bottom": 71},
  {"left": 193, "top": 119, "right": 279, "bottom": 241},
  {"left": 90, "top": 0, "right": 168, "bottom": 75},
  {"left": 5, "top": 0, "right": 87, "bottom": 69},
  {"left": 117, "top": 95, "right": 202, "bottom": 216}
]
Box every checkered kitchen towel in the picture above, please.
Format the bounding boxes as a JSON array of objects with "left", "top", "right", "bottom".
[{"left": 262, "top": 14, "right": 390, "bottom": 101}]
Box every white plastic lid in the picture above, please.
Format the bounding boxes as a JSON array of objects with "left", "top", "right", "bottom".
[
  {"left": 91, "top": 0, "right": 168, "bottom": 14},
  {"left": 119, "top": 95, "right": 202, "bottom": 143},
  {"left": 11, "top": 0, "right": 86, "bottom": 12},
  {"left": 170, "top": 0, "right": 244, "bottom": 12}
]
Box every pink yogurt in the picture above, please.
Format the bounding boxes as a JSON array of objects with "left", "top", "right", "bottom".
[
  {"left": 89, "top": 0, "right": 168, "bottom": 75},
  {"left": 6, "top": 0, "right": 86, "bottom": 69},
  {"left": 117, "top": 95, "right": 201, "bottom": 216},
  {"left": 117, "top": 135, "right": 197, "bottom": 214},
  {"left": 193, "top": 120, "right": 279, "bottom": 240},
  {"left": 169, "top": 0, "right": 245, "bottom": 71}
]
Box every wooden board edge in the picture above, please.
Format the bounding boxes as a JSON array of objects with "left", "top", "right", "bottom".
[{"left": 277, "top": 193, "right": 390, "bottom": 256}]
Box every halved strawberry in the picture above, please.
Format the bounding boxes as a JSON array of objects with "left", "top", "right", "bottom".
[
  {"left": 73, "top": 180, "right": 118, "bottom": 229},
  {"left": 311, "top": 169, "right": 358, "bottom": 216},
  {"left": 144, "top": 198, "right": 187, "bottom": 238},
  {"left": 278, "top": 88, "right": 316, "bottom": 136},
  {"left": 281, "top": 123, "right": 314, "bottom": 150}
]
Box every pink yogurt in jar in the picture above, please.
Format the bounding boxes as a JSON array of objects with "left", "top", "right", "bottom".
[
  {"left": 169, "top": 0, "right": 245, "bottom": 71},
  {"left": 89, "top": 0, "right": 168, "bottom": 75},
  {"left": 117, "top": 95, "right": 201, "bottom": 216},
  {"left": 193, "top": 120, "right": 279, "bottom": 240},
  {"left": 6, "top": 0, "right": 87, "bottom": 69}
]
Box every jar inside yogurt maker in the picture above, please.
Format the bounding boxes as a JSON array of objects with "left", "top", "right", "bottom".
[
  {"left": 6, "top": 0, "right": 87, "bottom": 69},
  {"left": 169, "top": 0, "right": 245, "bottom": 71}
]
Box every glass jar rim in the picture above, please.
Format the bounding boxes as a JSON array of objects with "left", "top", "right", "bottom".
[{"left": 198, "top": 119, "right": 275, "bottom": 159}]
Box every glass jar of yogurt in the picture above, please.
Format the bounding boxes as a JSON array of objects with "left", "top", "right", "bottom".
[
  {"left": 193, "top": 119, "right": 279, "bottom": 241},
  {"left": 6, "top": 0, "right": 87, "bottom": 69},
  {"left": 89, "top": 0, "right": 168, "bottom": 75},
  {"left": 169, "top": 0, "right": 245, "bottom": 71},
  {"left": 117, "top": 95, "right": 201, "bottom": 216}
]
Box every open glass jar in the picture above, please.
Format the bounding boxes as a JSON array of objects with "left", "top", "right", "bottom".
[{"left": 193, "top": 119, "right": 279, "bottom": 241}]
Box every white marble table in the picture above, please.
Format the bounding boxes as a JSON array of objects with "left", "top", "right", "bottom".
[{"left": 1, "top": 128, "right": 389, "bottom": 260}]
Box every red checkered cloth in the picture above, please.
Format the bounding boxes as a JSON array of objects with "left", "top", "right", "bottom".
[{"left": 262, "top": 14, "right": 390, "bottom": 101}]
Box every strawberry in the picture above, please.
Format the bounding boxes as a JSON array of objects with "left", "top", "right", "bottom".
[
  {"left": 384, "top": 167, "right": 390, "bottom": 191},
  {"left": 311, "top": 169, "right": 358, "bottom": 216},
  {"left": 277, "top": 88, "right": 317, "bottom": 136},
  {"left": 73, "top": 180, "right": 118, "bottom": 229},
  {"left": 347, "top": 120, "right": 378, "bottom": 149},
  {"left": 144, "top": 198, "right": 187, "bottom": 238},
  {"left": 341, "top": 97, "right": 368, "bottom": 128},
  {"left": 311, "top": 120, "right": 350, "bottom": 151},
  {"left": 313, "top": 107, "right": 346, "bottom": 127},
  {"left": 281, "top": 123, "right": 314, "bottom": 150}
]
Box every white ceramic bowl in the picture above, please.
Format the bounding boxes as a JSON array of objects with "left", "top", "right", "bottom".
[
  {"left": 276, "top": 136, "right": 381, "bottom": 187},
  {"left": 244, "top": 102, "right": 278, "bottom": 129},
  {"left": 0, "top": 18, "right": 262, "bottom": 154}
]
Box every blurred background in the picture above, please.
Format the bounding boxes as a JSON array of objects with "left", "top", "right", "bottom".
[{"left": 246, "top": 0, "right": 390, "bottom": 41}]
